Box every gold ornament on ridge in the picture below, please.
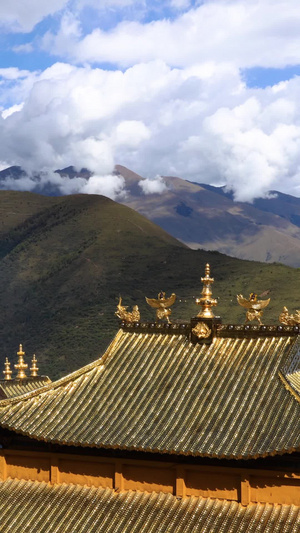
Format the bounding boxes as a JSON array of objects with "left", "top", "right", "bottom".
[
  {"left": 30, "top": 354, "right": 39, "bottom": 377},
  {"left": 279, "top": 306, "right": 300, "bottom": 326},
  {"left": 192, "top": 322, "right": 211, "bottom": 339},
  {"left": 3, "top": 358, "right": 12, "bottom": 380},
  {"left": 196, "top": 263, "right": 217, "bottom": 319},
  {"left": 14, "top": 344, "right": 28, "bottom": 379},
  {"left": 145, "top": 291, "right": 176, "bottom": 323},
  {"left": 237, "top": 293, "right": 270, "bottom": 325},
  {"left": 115, "top": 296, "right": 140, "bottom": 323}
]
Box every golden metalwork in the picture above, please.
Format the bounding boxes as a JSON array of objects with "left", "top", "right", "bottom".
[
  {"left": 145, "top": 291, "right": 176, "bottom": 323},
  {"left": 192, "top": 322, "right": 211, "bottom": 339},
  {"left": 237, "top": 293, "right": 270, "bottom": 325},
  {"left": 196, "top": 263, "right": 217, "bottom": 318},
  {"left": 14, "top": 344, "right": 28, "bottom": 379},
  {"left": 30, "top": 355, "right": 39, "bottom": 377},
  {"left": 279, "top": 306, "right": 300, "bottom": 326},
  {"left": 115, "top": 296, "right": 140, "bottom": 323},
  {"left": 3, "top": 358, "right": 12, "bottom": 381}
]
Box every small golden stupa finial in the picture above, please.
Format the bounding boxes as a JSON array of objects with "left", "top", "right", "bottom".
[
  {"left": 14, "top": 344, "right": 28, "bottom": 379},
  {"left": 3, "top": 358, "right": 12, "bottom": 380},
  {"left": 30, "top": 354, "right": 39, "bottom": 377},
  {"left": 196, "top": 263, "right": 218, "bottom": 319}
]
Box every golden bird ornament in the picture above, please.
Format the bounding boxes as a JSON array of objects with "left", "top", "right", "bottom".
[
  {"left": 237, "top": 292, "right": 270, "bottom": 325},
  {"left": 145, "top": 291, "right": 176, "bottom": 323}
]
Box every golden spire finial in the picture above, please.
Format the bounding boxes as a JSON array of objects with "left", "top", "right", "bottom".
[
  {"left": 3, "top": 358, "right": 12, "bottom": 380},
  {"left": 196, "top": 263, "right": 218, "bottom": 319},
  {"left": 14, "top": 344, "right": 28, "bottom": 379},
  {"left": 30, "top": 354, "right": 39, "bottom": 377}
]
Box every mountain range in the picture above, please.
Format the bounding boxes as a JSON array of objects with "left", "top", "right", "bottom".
[
  {"left": 0, "top": 189, "right": 299, "bottom": 379},
  {"left": 114, "top": 165, "right": 300, "bottom": 268},
  {"left": 1, "top": 164, "right": 300, "bottom": 267}
]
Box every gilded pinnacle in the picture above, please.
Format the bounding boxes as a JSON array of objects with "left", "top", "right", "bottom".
[
  {"left": 30, "top": 355, "right": 39, "bottom": 377},
  {"left": 3, "top": 358, "right": 12, "bottom": 380},
  {"left": 15, "top": 344, "right": 28, "bottom": 379},
  {"left": 196, "top": 263, "right": 218, "bottom": 319}
]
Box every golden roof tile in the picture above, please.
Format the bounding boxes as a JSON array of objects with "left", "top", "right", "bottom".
[
  {"left": 0, "top": 330, "right": 299, "bottom": 459},
  {"left": 0, "top": 377, "right": 51, "bottom": 399},
  {"left": 0, "top": 478, "right": 299, "bottom": 533},
  {"left": 280, "top": 340, "right": 300, "bottom": 400}
]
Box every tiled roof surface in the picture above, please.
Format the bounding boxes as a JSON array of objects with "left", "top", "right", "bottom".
[
  {"left": 0, "top": 478, "right": 299, "bottom": 533},
  {"left": 0, "top": 377, "right": 51, "bottom": 398},
  {"left": 0, "top": 330, "right": 299, "bottom": 459},
  {"left": 281, "top": 341, "right": 300, "bottom": 400}
]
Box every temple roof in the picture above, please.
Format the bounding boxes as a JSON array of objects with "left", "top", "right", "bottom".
[
  {"left": 0, "top": 377, "right": 51, "bottom": 399},
  {"left": 0, "top": 478, "right": 299, "bottom": 533},
  {"left": 0, "top": 327, "right": 299, "bottom": 459}
]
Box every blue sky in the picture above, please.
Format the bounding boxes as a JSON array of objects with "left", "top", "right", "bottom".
[{"left": 1, "top": 0, "right": 300, "bottom": 201}]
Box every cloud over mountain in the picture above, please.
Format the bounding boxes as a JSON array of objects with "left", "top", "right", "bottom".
[{"left": 1, "top": 0, "right": 300, "bottom": 201}]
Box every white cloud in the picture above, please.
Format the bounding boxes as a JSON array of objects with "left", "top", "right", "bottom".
[
  {"left": 42, "top": 11, "right": 82, "bottom": 57},
  {"left": 139, "top": 175, "right": 168, "bottom": 195},
  {"left": 0, "top": 0, "right": 69, "bottom": 32},
  {"left": 0, "top": 68, "right": 40, "bottom": 109},
  {"left": 76, "top": 0, "right": 142, "bottom": 8},
  {"left": 12, "top": 43, "right": 34, "bottom": 53},
  {"left": 0, "top": 161, "right": 10, "bottom": 171},
  {"left": 112, "top": 120, "right": 151, "bottom": 148},
  {"left": 176, "top": 91, "right": 300, "bottom": 201},
  {"left": 2, "top": 103, "right": 24, "bottom": 119},
  {"left": 80, "top": 173, "right": 125, "bottom": 198},
  {"left": 44, "top": 0, "right": 300, "bottom": 69},
  {"left": 68, "top": 138, "right": 114, "bottom": 175},
  {"left": 1, "top": 56, "right": 300, "bottom": 201},
  {"left": 0, "top": 68, "right": 32, "bottom": 80},
  {"left": 169, "top": 0, "right": 191, "bottom": 9}
]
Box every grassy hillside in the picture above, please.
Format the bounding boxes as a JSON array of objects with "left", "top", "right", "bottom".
[{"left": 0, "top": 190, "right": 299, "bottom": 379}]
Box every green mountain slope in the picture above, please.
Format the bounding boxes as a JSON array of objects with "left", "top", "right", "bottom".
[
  {"left": 0, "top": 190, "right": 299, "bottom": 379},
  {"left": 2, "top": 165, "right": 300, "bottom": 267}
]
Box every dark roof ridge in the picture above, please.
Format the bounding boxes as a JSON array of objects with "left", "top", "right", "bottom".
[{"left": 120, "top": 321, "right": 300, "bottom": 337}]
